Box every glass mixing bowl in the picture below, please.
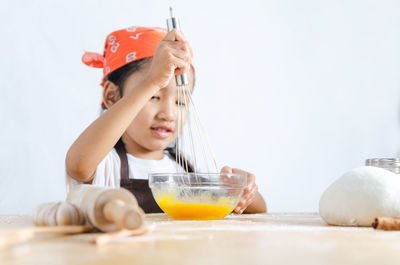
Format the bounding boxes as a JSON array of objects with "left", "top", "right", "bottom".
[{"left": 149, "top": 173, "right": 247, "bottom": 220}]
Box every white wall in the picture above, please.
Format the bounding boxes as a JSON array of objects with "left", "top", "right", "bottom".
[{"left": 0, "top": 0, "right": 399, "bottom": 214}]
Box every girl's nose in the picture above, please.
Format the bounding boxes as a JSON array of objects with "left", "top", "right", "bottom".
[{"left": 157, "top": 100, "right": 176, "bottom": 121}]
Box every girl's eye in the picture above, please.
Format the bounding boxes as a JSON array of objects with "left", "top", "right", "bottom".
[
  {"left": 151, "top": 96, "right": 160, "bottom": 101},
  {"left": 176, "top": 101, "right": 186, "bottom": 106}
]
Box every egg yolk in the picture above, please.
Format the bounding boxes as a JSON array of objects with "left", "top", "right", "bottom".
[{"left": 156, "top": 194, "right": 236, "bottom": 220}]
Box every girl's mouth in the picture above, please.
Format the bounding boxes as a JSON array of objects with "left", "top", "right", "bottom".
[{"left": 151, "top": 126, "right": 172, "bottom": 139}]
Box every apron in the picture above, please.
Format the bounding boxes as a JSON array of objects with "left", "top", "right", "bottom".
[{"left": 114, "top": 139, "right": 193, "bottom": 213}]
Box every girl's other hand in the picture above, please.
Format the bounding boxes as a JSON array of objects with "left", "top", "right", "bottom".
[
  {"left": 145, "top": 29, "right": 193, "bottom": 89},
  {"left": 220, "top": 166, "right": 259, "bottom": 214}
]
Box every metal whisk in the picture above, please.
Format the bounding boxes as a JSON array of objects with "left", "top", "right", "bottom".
[{"left": 167, "top": 7, "right": 218, "bottom": 174}]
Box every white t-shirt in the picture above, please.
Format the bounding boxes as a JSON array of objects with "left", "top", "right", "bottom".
[{"left": 66, "top": 148, "right": 183, "bottom": 191}]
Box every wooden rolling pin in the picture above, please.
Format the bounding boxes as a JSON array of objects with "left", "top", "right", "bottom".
[
  {"left": 32, "top": 202, "right": 85, "bottom": 226},
  {"left": 66, "top": 184, "right": 145, "bottom": 232},
  {"left": 0, "top": 202, "right": 91, "bottom": 248},
  {"left": 0, "top": 202, "right": 90, "bottom": 248}
]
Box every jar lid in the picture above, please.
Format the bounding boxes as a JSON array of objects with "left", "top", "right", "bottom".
[
  {"left": 365, "top": 158, "right": 400, "bottom": 174},
  {"left": 377, "top": 158, "right": 400, "bottom": 167},
  {"left": 365, "top": 158, "right": 380, "bottom": 166}
]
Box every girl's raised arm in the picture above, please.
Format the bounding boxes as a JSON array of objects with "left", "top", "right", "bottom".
[
  {"left": 66, "top": 29, "right": 192, "bottom": 182},
  {"left": 66, "top": 79, "right": 160, "bottom": 182}
]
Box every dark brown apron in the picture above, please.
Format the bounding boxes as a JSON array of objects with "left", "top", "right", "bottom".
[
  {"left": 114, "top": 139, "right": 194, "bottom": 213},
  {"left": 114, "top": 140, "right": 162, "bottom": 213}
]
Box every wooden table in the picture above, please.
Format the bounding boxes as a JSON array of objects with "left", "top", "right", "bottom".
[{"left": 1, "top": 213, "right": 399, "bottom": 265}]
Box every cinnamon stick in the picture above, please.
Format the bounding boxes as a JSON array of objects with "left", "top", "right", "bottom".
[
  {"left": 372, "top": 217, "right": 400, "bottom": 230},
  {"left": 90, "top": 225, "right": 153, "bottom": 246}
]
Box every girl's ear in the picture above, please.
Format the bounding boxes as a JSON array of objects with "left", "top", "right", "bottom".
[{"left": 102, "top": 80, "right": 121, "bottom": 109}]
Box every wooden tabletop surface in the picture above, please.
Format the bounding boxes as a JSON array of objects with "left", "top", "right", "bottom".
[{"left": 1, "top": 213, "right": 399, "bottom": 265}]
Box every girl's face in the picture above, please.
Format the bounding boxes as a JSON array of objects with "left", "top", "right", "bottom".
[{"left": 121, "top": 62, "right": 194, "bottom": 156}]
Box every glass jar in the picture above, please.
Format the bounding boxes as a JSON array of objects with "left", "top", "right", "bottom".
[{"left": 365, "top": 158, "right": 400, "bottom": 174}]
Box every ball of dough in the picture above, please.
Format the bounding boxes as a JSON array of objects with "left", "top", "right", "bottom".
[{"left": 319, "top": 166, "right": 400, "bottom": 226}]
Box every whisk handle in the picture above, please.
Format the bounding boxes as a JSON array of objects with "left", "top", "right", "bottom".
[{"left": 166, "top": 7, "right": 189, "bottom": 86}]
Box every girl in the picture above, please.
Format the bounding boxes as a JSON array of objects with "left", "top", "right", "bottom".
[{"left": 66, "top": 26, "right": 266, "bottom": 214}]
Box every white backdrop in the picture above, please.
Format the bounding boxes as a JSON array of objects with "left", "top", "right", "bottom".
[{"left": 0, "top": 0, "right": 399, "bottom": 214}]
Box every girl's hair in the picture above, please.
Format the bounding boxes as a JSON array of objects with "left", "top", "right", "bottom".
[{"left": 105, "top": 58, "right": 194, "bottom": 173}]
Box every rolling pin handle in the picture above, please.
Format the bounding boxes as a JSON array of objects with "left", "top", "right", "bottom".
[{"left": 102, "top": 200, "right": 143, "bottom": 230}]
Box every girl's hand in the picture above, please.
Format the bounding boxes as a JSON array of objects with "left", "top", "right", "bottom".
[
  {"left": 220, "top": 166, "right": 259, "bottom": 214},
  {"left": 145, "top": 29, "right": 192, "bottom": 89}
]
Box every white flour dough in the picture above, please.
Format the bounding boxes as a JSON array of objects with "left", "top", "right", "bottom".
[{"left": 319, "top": 166, "right": 400, "bottom": 226}]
